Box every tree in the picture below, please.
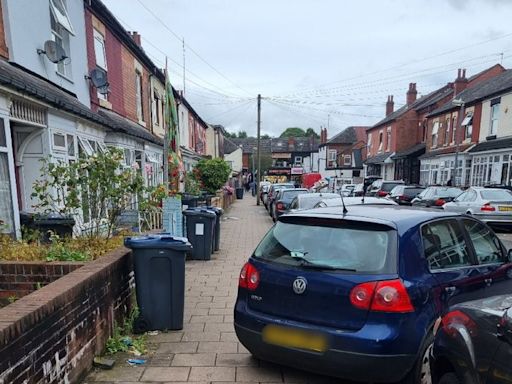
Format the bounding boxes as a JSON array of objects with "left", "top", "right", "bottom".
[
  {"left": 237, "top": 130, "right": 248, "bottom": 138},
  {"left": 225, "top": 131, "right": 237, "bottom": 138},
  {"left": 193, "top": 158, "right": 231, "bottom": 194},
  {"left": 305, "top": 128, "right": 319, "bottom": 138},
  {"left": 279, "top": 127, "right": 306, "bottom": 138},
  {"left": 261, "top": 134, "right": 271, "bottom": 139}
]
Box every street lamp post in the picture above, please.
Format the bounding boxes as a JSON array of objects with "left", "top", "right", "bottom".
[{"left": 452, "top": 98, "right": 465, "bottom": 186}]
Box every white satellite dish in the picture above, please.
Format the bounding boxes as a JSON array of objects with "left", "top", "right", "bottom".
[{"left": 37, "top": 40, "right": 68, "bottom": 63}]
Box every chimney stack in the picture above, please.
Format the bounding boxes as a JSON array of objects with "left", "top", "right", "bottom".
[
  {"left": 454, "top": 68, "right": 468, "bottom": 96},
  {"left": 288, "top": 136, "right": 295, "bottom": 150},
  {"left": 386, "top": 95, "right": 394, "bottom": 116},
  {"left": 406, "top": 83, "right": 417, "bottom": 105},
  {"left": 130, "top": 31, "right": 142, "bottom": 47}
]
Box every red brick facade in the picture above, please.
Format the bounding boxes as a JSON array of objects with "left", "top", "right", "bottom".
[
  {"left": 85, "top": 8, "right": 153, "bottom": 128},
  {"left": 0, "top": 1, "right": 8, "bottom": 59}
]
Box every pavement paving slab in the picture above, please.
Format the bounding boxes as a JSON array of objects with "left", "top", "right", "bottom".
[{"left": 82, "top": 197, "right": 354, "bottom": 383}]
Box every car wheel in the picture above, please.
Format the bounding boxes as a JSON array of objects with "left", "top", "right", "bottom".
[
  {"left": 402, "top": 332, "right": 434, "bottom": 384},
  {"left": 438, "top": 373, "right": 460, "bottom": 384}
]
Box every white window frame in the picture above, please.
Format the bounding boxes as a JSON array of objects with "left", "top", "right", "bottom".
[
  {"left": 378, "top": 130, "right": 383, "bottom": 151},
  {"left": 93, "top": 29, "right": 107, "bottom": 70},
  {"left": 49, "top": 0, "right": 75, "bottom": 35},
  {"left": 328, "top": 149, "right": 337, "bottom": 168},
  {"left": 78, "top": 136, "right": 94, "bottom": 156},
  {"left": 490, "top": 102, "right": 500, "bottom": 136},
  {"left": 367, "top": 132, "right": 372, "bottom": 149},
  {"left": 52, "top": 131, "right": 67, "bottom": 151},
  {"left": 432, "top": 121, "right": 439, "bottom": 148},
  {"left": 294, "top": 156, "right": 302, "bottom": 165},
  {"left": 50, "top": 13, "right": 70, "bottom": 77},
  {"left": 386, "top": 127, "right": 391, "bottom": 151},
  {"left": 135, "top": 71, "right": 143, "bottom": 122},
  {"left": 153, "top": 91, "right": 160, "bottom": 126},
  {"left": 444, "top": 118, "right": 451, "bottom": 146},
  {"left": 344, "top": 155, "right": 351, "bottom": 166}
]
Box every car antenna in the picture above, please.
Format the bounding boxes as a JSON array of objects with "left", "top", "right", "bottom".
[{"left": 339, "top": 189, "right": 348, "bottom": 215}]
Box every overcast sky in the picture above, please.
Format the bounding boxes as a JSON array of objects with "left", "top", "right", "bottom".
[{"left": 103, "top": 0, "right": 512, "bottom": 138}]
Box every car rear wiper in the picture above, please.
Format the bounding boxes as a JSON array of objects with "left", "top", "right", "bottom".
[{"left": 288, "top": 253, "right": 356, "bottom": 271}]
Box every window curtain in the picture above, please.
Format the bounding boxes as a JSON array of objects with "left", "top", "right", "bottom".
[{"left": 0, "top": 152, "right": 14, "bottom": 234}]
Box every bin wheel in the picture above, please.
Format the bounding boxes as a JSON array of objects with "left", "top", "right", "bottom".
[{"left": 133, "top": 315, "right": 150, "bottom": 334}]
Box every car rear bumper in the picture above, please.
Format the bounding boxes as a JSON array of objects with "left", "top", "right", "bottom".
[
  {"left": 234, "top": 302, "right": 417, "bottom": 382},
  {"left": 473, "top": 214, "right": 512, "bottom": 227},
  {"left": 235, "top": 323, "right": 415, "bottom": 382}
]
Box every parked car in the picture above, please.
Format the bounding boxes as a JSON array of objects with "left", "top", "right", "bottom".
[
  {"left": 287, "top": 192, "right": 340, "bottom": 212},
  {"left": 432, "top": 294, "right": 512, "bottom": 384},
  {"left": 388, "top": 185, "right": 425, "bottom": 205},
  {"left": 314, "top": 196, "right": 398, "bottom": 208},
  {"left": 234, "top": 206, "right": 512, "bottom": 383},
  {"left": 353, "top": 183, "right": 365, "bottom": 197},
  {"left": 272, "top": 188, "right": 308, "bottom": 221},
  {"left": 340, "top": 184, "right": 357, "bottom": 196},
  {"left": 267, "top": 183, "right": 295, "bottom": 213},
  {"left": 411, "top": 186, "right": 463, "bottom": 208},
  {"left": 443, "top": 187, "right": 512, "bottom": 231},
  {"left": 260, "top": 184, "right": 271, "bottom": 207},
  {"left": 367, "top": 179, "right": 405, "bottom": 197},
  {"left": 485, "top": 184, "right": 512, "bottom": 192}
]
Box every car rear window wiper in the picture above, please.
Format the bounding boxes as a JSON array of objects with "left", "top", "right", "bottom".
[{"left": 288, "top": 252, "right": 356, "bottom": 271}]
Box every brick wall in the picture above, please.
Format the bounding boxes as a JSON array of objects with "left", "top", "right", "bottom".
[
  {"left": 0, "top": 262, "right": 84, "bottom": 306},
  {"left": 0, "top": 248, "right": 134, "bottom": 384},
  {"left": 0, "top": 0, "right": 8, "bottom": 59}
]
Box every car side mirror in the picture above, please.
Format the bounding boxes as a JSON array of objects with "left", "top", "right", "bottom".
[{"left": 498, "top": 307, "right": 512, "bottom": 345}]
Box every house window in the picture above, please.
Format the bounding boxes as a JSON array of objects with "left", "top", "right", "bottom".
[
  {"left": 490, "top": 98, "right": 500, "bottom": 136},
  {"left": 50, "top": 7, "right": 71, "bottom": 77},
  {"left": 461, "top": 112, "right": 473, "bottom": 140},
  {"left": 378, "top": 131, "right": 383, "bottom": 151},
  {"left": 328, "top": 149, "right": 337, "bottom": 168},
  {"left": 93, "top": 29, "right": 108, "bottom": 100},
  {"left": 153, "top": 91, "right": 160, "bottom": 126},
  {"left": 367, "top": 132, "right": 372, "bottom": 150},
  {"left": 294, "top": 156, "right": 302, "bottom": 165},
  {"left": 444, "top": 118, "right": 451, "bottom": 145},
  {"left": 452, "top": 116, "right": 457, "bottom": 143},
  {"left": 432, "top": 121, "right": 439, "bottom": 148},
  {"left": 344, "top": 155, "right": 351, "bottom": 166},
  {"left": 135, "top": 71, "right": 144, "bottom": 121},
  {"left": 386, "top": 127, "right": 391, "bottom": 151}
]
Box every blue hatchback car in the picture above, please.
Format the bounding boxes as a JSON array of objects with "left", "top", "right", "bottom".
[{"left": 234, "top": 206, "right": 512, "bottom": 383}]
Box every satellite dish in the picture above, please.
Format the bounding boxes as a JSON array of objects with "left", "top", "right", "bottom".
[
  {"left": 37, "top": 40, "right": 68, "bottom": 63},
  {"left": 89, "top": 68, "right": 108, "bottom": 88},
  {"left": 97, "top": 84, "right": 110, "bottom": 96}
]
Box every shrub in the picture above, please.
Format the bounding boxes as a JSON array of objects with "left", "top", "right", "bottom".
[{"left": 193, "top": 158, "right": 231, "bottom": 194}]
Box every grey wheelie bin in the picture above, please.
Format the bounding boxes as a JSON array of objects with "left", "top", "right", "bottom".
[
  {"left": 183, "top": 209, "right": 216, "bottom": 260},
  {"left": 124, "top": 234, "right": 192, "bottom": 332},
  {"left": 206, "top": 206, "right": 223, "bottom": 252}
]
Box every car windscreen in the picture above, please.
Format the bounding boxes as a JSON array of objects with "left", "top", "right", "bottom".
[
  {"left": 381, "top": 182, "right": 403, "bottom": 192},
  {"left": 281, "top": 190, "right": 307, "bottom": 200},
  {"left": 253, "top": 219, "right": 396, "bottom": 273},
  {"left": 404, "top": 188, "right": 424, "bottom": 197},
  {"left": 480, "top": 189, "right": 512, "bottom": 201},
  {"left": 435, "top": 187, "right": 463, "bottom": 198},
  {"left": 300, "top": 195, "right": 338, "bottom": 209}
]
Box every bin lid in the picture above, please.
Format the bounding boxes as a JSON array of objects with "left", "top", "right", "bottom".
[
  {"left": 206, "top": 206, "right": 223, "bottom": 215},
  {"left": 124, "top": 234, "right": 192, "bottom": 250},
  {"left": 183, "top": 209, "right": 216, "bottom": 218},
  {"left": 33, "top": 213, "right": 76, "bottom": 225}
]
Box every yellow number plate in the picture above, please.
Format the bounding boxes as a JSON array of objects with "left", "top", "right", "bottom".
[
  {"left": 262, "top": 325, "right": 328, "bottom": 352},
  {"left": 499, "top": 206, "right": 512, "bottom": 212}
]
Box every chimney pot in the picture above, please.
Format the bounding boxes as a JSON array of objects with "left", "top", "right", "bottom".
[
  {"left": 454, "top": 68, "right": 469, "bottom": 96},
  {"left": 131, "top": 31, "right": 142, "bottom": 47},
  {"left": 386, "top": 95, "right": 395, "bottom": 116},
  {"left": 406, "top": 83, "right": 418, "bottom": 105}
]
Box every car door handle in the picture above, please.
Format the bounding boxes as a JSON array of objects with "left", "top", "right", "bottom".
[
  {"left": 444, "top": 286, "right": 456, "bottom": 294},
  {"left": 485, "top": 278, "right": 493, "bottom": 286}
]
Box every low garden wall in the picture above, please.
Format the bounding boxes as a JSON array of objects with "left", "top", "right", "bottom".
[
  {"left": 0, "top": 247, "right": 134, "bottom": 384},
  {"left": 0, "top": 262, "right": 84, "bottom": 307}
]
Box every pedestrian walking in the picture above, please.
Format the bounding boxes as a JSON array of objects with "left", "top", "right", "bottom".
[{"left": 250, "top": 180, "right": 256, "bottom": 196}]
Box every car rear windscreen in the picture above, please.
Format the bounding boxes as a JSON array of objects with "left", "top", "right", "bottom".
[
  {"left": 282, "top": 190, "right": 307, "bottom": 200},
  {"left": 404, "top": 188, "right": 424, "bottom": 197},
  {"left": 253, "top": 219, "right": 396, "bottom": 273},
  {"left": 480, "top": 189, "right": 512, "bottom": 201},
  {"left": 381, "top": 182, "right": 403, "bottom": 192}
]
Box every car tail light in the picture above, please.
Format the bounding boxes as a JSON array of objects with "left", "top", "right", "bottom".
[
  {"left": 350, "top": 279, "right": 414, "bottom": 313},
  {"left": 434, "top": 198, "right": 446, "bottom": 206},
  {"left": 442, "top": 310, "right": 477, "bottom": 337},
  {"left": 481, "top": 203, "right": 496, "bottom": 212},
  {"left": 398, "top": 195, "right": 408, "bottom": 201},
  {"left": 378, "top": 190, "right": 388, "bottom": 197},
  {"left": 276, "top": 202, "right": 285, "bottom": 211},
  {"left": 239, "top": 262, "right": 260, "bottom": 291}
]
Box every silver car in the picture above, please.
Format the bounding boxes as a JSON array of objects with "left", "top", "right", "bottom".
[
  {"left": 314, "top": 196, "right": 398, "bottom": 208},
  {"left": 443, "top": 187, "right": 512, "bottom": 229}
]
